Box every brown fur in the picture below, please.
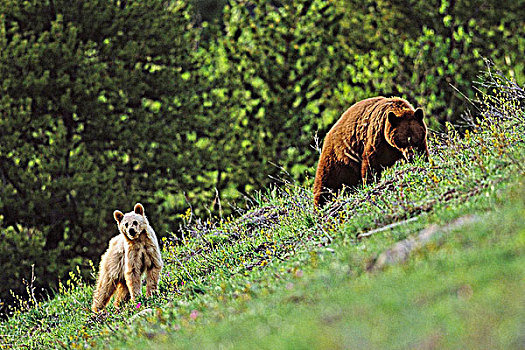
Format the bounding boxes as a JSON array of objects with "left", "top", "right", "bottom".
[
  {"left": 91, "top": 203, "right": 163, "bottom": 312},
  {"left": 313, "top": 97, "right": 429, "bottom": 207}
]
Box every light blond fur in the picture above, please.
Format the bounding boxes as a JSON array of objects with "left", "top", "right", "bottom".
[{"left": 92, "top": 203, "right": 163, "bottom": 312}]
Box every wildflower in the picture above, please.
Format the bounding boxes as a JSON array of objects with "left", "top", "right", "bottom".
[
  {"left": 136, "top": 302, "right": 142, "bottom": 309},
  {"left": 190, "top": 310, "right": 198, "bottom": 320}
]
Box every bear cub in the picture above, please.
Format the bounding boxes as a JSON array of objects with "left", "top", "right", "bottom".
[
  {"left": 313, "top": 96, "right": 429, "bottom": 207},
  {"left": 92, "top": 203, "right": 163, "bottom": 312}
]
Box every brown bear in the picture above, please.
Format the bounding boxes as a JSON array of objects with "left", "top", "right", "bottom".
[
  {"left": 313, "top": 96, "right": 429, "bottom": 207},
  {"left": 91, "top": 203, "right": 163, "bottom": 312}
]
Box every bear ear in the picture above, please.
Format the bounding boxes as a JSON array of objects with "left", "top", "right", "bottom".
[
  {"left": 134, "top": 203, "right": 145, "bottom": 216},
  {"left": 388, "top": 111, "right": 399, "bottom": 125},
  {"left": 114, "top": 210, "right": 124, "bottom": 223},
  {"left": 414, "top": 108, "right": 424, "bottom": 122}
]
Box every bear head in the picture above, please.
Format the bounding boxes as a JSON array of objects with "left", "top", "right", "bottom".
[
  {"left": 384, "top": 107, "right": 427, "bottom": 161},
  {"left": 113, "top": 203, "right": 149, "bottom": 241}
]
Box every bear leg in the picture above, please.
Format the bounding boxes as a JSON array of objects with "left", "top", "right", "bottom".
[
  {"left": 125, "top": 269, "right": 142, "bottom": 302},
  {"left": 314, "top": 160, "right": 360, "bottom": 207},
  {"left": 313, "top": 157, "right": 330, "bottom": 207},
  {"left": 92, "top": 278, "right": 118, "bottom": 312},
  {"left": 361, "top": 149, "right": 383, "bottom": 185},
  {"left": 113, "top": 281, "right": 130, "bottom": 308},
  {"left": 145, "top": 266, "right": 161, "bottom": 297}
]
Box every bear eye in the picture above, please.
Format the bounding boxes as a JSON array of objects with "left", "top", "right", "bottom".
[{"left": 133, "top": 221, "right": 138, "bottom": 226}]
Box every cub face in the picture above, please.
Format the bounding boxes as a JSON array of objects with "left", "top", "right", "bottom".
[
  {"left": 385, "top": 108, "right": 427, "bottom": 160},
  {"left": 114, "top": 203, "right": 148, "bottom": 241}
]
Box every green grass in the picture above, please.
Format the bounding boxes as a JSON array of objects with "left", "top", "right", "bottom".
[
  {"left": 0, "top": 72, "right": 524, "bottom": 349},
  {"left": 150, "top": 182, "right": 524, "bottom": 350}
]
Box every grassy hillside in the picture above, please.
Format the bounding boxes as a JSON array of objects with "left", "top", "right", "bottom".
[
  {"left": 137, "top": 182, "right": 525, "bottom": 350},
  {"left": 0, "top": 71, "right": 523, "bottom": 349}
]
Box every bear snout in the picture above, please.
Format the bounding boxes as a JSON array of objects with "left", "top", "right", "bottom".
[{"left": 129, "top": 227, "right": 137, "bottom": 237}]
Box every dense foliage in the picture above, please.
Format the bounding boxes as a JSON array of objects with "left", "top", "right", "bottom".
[{"left": 0, "top": 0, "right": 523, "bottom": 309}]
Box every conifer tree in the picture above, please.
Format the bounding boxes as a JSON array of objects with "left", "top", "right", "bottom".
[{"left": 0, "top": 0, "right": 203, "bottom": 302}]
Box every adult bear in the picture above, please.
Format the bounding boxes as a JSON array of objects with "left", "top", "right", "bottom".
[{"left": 313, "top": 96, "right": 429, "bottom": 207}]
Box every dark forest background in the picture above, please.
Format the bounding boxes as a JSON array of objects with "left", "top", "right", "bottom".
[{"left": 0, "top": 0, "right": 523, "bottom": 311}]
